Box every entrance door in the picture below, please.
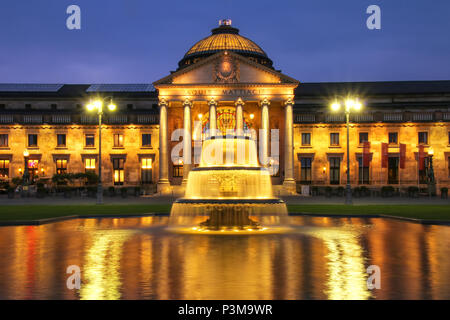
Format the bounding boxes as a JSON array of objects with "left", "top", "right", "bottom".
[{"left": 388, "top": 157, "right": 399, "bottom": 184}]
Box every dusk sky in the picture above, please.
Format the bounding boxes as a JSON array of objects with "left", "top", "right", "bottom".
[{"left": 0, "top": 0, "right": 449, "bottom": 83}]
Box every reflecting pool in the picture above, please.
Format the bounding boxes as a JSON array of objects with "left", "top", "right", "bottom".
[{"left": 0, "top": 216, "right": 448, "bottom": 299}]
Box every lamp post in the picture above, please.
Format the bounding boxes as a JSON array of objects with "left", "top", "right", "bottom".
[
  {"left": 330, "top": 97, "right": 362, "bottom": 205},
  {"left": 427, "top": 147, "right": 436, "bottom": 197},
  {"left": 86, "top": 98, "right": 116, "bottom": 204},
  {"left": 22, "top": 149, "right": 30, "bottom": 197}
]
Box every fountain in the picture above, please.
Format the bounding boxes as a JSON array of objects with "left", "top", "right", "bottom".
[{"left": 169, "top": 136, "right": 288, "bottom": 233}]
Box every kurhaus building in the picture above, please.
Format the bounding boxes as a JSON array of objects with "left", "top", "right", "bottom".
[{"left": 1, "top": 20, "right": 450, "bottom": 195}]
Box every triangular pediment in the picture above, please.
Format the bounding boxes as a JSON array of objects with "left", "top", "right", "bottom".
[{"left": 153, "top": 51, "right": 299, "bottom": 87}]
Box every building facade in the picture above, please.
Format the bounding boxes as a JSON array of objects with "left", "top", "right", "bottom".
[{"left": 1, "top": 21, "right": 450, "bottom": 194}]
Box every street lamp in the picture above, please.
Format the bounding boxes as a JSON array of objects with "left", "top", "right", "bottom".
[
  {"left": 427, "top": 146, "right": 436, "bottom": 196},
  {"left": 86, "top": 97, "right": 117, "bottom": 204},
  {"left": 22, "top": 150, "right": 30, "bottom": 196},
  {"left": 330, "top": 97, "right": 363, "bottom": 205}
]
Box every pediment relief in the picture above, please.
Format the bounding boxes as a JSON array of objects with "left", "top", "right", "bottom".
[{"left": 154, "top": 51, "right": 298, "bottom": 87}]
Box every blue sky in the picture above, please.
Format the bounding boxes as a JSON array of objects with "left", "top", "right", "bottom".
[{"left": 0, "top": 0, "right": 449, "bottom": 83}]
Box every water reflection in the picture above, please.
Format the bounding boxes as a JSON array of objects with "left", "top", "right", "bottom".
[{"left": 0, "top": 216, "right": 448, "bottom": 300}]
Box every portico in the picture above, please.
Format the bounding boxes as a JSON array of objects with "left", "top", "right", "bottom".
[{"left": 154, "top": 51, "right": 299, "bottom": 194}]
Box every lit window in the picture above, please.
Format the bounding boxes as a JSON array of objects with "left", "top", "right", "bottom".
[
  {"left": 173, "top": 159, "right": 183, "bottom": 178},
  {"left": 85, "top": 158, "right": 96, "bottom": 172},
  {"left": 56, "top": 159, "right": 67, "bottom": 174},
  {"left": 113, "top": 158, "right": 125, "bottom": 185},
  {"left": 27, "top": 159, "right": 39, "bottom": 178},
  {"left": 0, "top": 134, "right": 8, "bottom": 147},
  {"left": 141, "top": 158, "right": 152, "bottom": 184},
  {"left": 0, "top": 159, "right": 9, "bottom": 178},
  {"left": 114, "top": 134, "right": 124, "bottom": 147}
]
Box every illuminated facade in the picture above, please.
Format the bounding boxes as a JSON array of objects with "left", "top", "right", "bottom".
[{"left": 0, "top": 21, "right": 450, "bottom": 194}]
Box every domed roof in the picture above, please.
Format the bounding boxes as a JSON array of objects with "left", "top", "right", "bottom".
[{"left": 178, "top": 20, "right": 273, "bottom": 69}]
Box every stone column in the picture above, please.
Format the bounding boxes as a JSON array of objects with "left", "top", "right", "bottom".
[
  {"left": 157, "top": 98, "right": 170, "bottom": 192},
  {"left": 235, "top": 97, "right": 244, "bottom": 136},
  {"left": 208, "top": 98, "right": 218, "bottom": 137},
  {"left": 182, "top": 98, "right": 192, "bottom": 185},
  {"left": 283, "top": 98, "right": 296, "bottom": 192},
  {"left": 260, "top": 98, "right": 270, "bottom": 166}
]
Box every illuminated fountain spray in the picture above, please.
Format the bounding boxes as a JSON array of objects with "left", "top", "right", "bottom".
[{"left": 169, "top": 136, "right": 288, "bottom": 233}]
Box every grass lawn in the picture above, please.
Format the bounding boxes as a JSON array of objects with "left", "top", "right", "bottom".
[
  {"left": 0, "top": 204, "right": 448, "bottom": 222},
  {"left": 287, "top": 204, "right": 450, "bottom": 220}
]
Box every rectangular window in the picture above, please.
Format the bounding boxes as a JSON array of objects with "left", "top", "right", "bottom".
[
  {"left": 301, "top": 133, "right": 311, "bottom": 146},
  {"left": 56, "top": 159, "right": 67, "bottom": 175},
  {"left": 85, "top": 158, "right": 96, "bottom": 173},
  {"left": 329, "top": 157, "right": 340, "bottom": 185},
  {"left": 28, "top": 134, "right": 38, "bottom": 147},
  {"left": 0, "top": 134, "right": 8, "bottom": 147},
  {"left": 388, "top": 157, "right": 399, "bottom": 184},
  {"left": 141, "top": 158, "right": 153, "bottom": 184},
  {"left": 113, "top": 158, "right": 125, "bottom": 185},
  {"left": 358, "top": 157, "right": 370, "bottom": 184},
  {"left": 57, "top": 134, "right": 66, "bottom": 147},
  {"left": 173, "top": 164, "right": 183, "bottom": 178},
  {"left": 330, "top": 133, "right": 339, "bottom": 146},
  {"left": 114, "top": 134, "right": 124, "bottom": 147},
  {"left": 359, "top": 132, "right": 369, "bottom": 144},
  {"left": 300, "top": 158, "right": 312, "bottom": 184},
  {"left": 0, "top": 159, "right": 9, "bottom": 178},
  {"left": 389, "top": 132, "right": 398, "bottom": 144},
  {"left": 142, "top": 134, "right": 152, "bottom": 147},
  {"left": 448, "top": 157, "right": 450, "bottom": 177},
  {"left": 27, "top": 159, "right": 39, "bottom": 178},
  {"left": 85, "top": 134, "right": 95, "bottom": 147},
  {"left": 418, "top": 132, "right": 428, "bottom": 145}
]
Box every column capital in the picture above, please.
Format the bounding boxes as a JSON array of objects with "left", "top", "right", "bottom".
[
  {"left": 158, "top": 98, "right": 168, "bottom": 108},
  {"left": 183, "top": 98, "right": 192, "bottom": 108},
  {"left": 259, "top": 98, "right": 271, "bottom": 107},
  {"left": 235, "top": 97, "right": 245, "bottom": 107},
  {"left": 284, "top": 97, "right": 295, "bottom": 106},
  {"left": 208, "top": 98, "right": 218, "bottom": 107}
]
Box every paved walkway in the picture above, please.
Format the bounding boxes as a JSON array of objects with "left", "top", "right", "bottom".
[{"left": 0, "top": 194, "right": 449, "bottom": 205}]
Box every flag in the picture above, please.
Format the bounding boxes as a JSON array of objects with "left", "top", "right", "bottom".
[
  {"left": 381, "top": 143, "right": 388, "bottom": 168},
  {"left": 418, "top": 145, "right": 426, "bottom": 171},
  {"left": 399, "top": 143, "right": 406, "bottom": 169},
  {"left": 363, "top": 141, "right": 371, "bottom": 167}
]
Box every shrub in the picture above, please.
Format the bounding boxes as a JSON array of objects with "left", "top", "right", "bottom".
[
  {"left": 134, "top": 186, "right": 141, "bottom": 197},
  {"left": 336, "top": 186, "right": 345, "bottom": 197},
  {"left": 325, "top": 186, "right": 332, "bottom": 197},
  {"left": 360, "top": 186, "right": 370, "bottom": 197},
  {"left": 121, "top": 187, "right": 128, "bottom": 198},
  {"left": 381, "top": 186, "right": 395, "bottom": 197},
  {"left": 108, "top": 186, "right": 116, "bottom": 197},
  {"left": 441, "top": 187, "right": 448, "bottom": 199}
]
